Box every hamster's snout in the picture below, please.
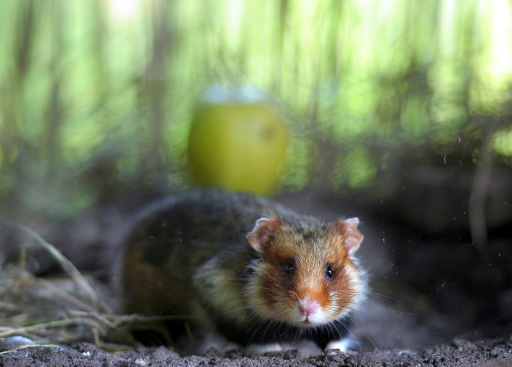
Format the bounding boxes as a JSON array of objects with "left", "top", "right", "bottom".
[
  {"left": 298, "top": 298, "right": 319, "bottom": 317},
  {"left": 296, "top": 297, "right": 327, "bottom": 325}
]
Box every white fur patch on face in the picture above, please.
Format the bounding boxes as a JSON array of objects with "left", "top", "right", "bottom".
[
  {"left": 344, "top": 262, "right": 367, "bottom": 309},
  {"left": 294, "top": 297, "right": 330, "bottom": 326}
]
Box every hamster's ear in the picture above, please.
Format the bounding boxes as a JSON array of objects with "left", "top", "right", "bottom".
[
  {"left": 247, "top": 216, "right": 284, "bottom": 254},
  {"left": 333, "top": 217, "right": 364, "bottom": 254}
]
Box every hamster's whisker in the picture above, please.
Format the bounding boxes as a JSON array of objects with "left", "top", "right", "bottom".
[
  {"left": 328, "top": 322, "right": 338, "bottom": 341},
  {"left": 351, "top": 295, "right": 416, "bottom": 316},
  {"left": 334, "top": 319, "right": 364, "bottom": 352}
]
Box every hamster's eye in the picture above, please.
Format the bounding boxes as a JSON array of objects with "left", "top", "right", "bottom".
[
  {"left": 325, "top": 265, "right": 335, "bottom": 281},
  {"left": 282, "top": 260, "right": 295, "bottom": 275}
]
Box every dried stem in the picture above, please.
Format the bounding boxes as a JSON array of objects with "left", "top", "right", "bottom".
[{"left": 468, "top": 136, "right": 494, "bottom": 249}]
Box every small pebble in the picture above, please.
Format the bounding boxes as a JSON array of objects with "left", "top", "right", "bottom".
[{"left": 0, "top": 336, "right": 35, "bottom": 351}]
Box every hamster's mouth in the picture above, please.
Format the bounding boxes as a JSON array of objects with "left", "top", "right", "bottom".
[
  {"left": 294, "top": 311, "right": 330, "bottom": 327},
  {"left": 298, "top": 317, "right": 320, "bottom": 327}
]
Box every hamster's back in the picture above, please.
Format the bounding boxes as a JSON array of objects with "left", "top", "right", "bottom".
[{"left": 119, "top": 189, "right": 287, "bottom": 322}]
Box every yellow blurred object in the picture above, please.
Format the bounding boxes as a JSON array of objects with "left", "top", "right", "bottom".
[{"left": 187, "top": 87, "right": 288, "bottom": 196}]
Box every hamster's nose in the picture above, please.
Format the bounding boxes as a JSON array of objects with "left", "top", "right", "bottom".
[{"left": 299, "top": 299, "right": 319, "bottom": 317}]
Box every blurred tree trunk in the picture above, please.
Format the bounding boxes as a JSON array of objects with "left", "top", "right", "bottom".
[
  {"left": 44, "top": 2, "right": 64, "bottom": 183},
  {"left": 273, "top": 0, "right": 289, "bottom": 94},
  {"left": 8, "top": 0, "right": 35, "bottom": 185},
  {"left": 307, "top": 0, "right": 345, "bottom": 187},
  {"left": 142, "top": 0, "right": 171, "bottom": 174},
  {"left": 92, "top": 1, "right": 109, "bottom": 105}
]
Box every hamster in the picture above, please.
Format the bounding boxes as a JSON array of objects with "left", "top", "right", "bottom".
[{"left": 119, "top": 189, "right": 367, "bottom": 352}]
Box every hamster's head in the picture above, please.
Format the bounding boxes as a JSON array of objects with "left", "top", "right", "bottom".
[{"left": 246, "top": 216, "right": 365, "bottom": 328}]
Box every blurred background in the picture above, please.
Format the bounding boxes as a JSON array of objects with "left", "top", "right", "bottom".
[
  {"left": 1, "top": 0, "right": 512, "bottom": 351},
  {"left": 2, "top": 0, "right": 512, "bottom": 214}
]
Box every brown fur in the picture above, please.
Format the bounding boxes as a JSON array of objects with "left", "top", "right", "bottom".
[{"left": 118, "top": 189, "right": 366, "bottom": 348}]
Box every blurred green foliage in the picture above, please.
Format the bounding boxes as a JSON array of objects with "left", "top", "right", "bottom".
[{"left": 1, "top": 0, "right": 512, "bottom": 216}]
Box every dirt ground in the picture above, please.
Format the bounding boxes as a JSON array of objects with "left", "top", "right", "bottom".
[
  {"left": 1, "top": 189, "right": 511, "bottom": 366},
  {"left": 1, "top": 336, "right": 512, "bottom": 367}
]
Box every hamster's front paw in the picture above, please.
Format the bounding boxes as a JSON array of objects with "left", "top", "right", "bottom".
[
  {"left": 325, "top": 337, "right": 357, "bottom": 354},
  {"left": 246, "top": 343, "right": 283, "bottom": 354}
]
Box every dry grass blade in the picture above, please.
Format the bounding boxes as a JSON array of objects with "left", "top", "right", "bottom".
[
  {"left": 67, "top": 310, "right": 118, "bottom": 329},
  {"left": 1, "top": 220, "right": 110, "bottom": 313},
  {"left": 0, "top": 318, "right": 107, "bottom": 339},
  {"left": 0, "top": 344, "right": 61, "bottom": 355},
  {"left": 34, "top": 278, "right": 100, "bottom": 313},
  {"left": 0, "top": 220, "right": 140, "bottom": 349},
  {"left": 0, "top": 221, "right": 188, "bottom": 351}
]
